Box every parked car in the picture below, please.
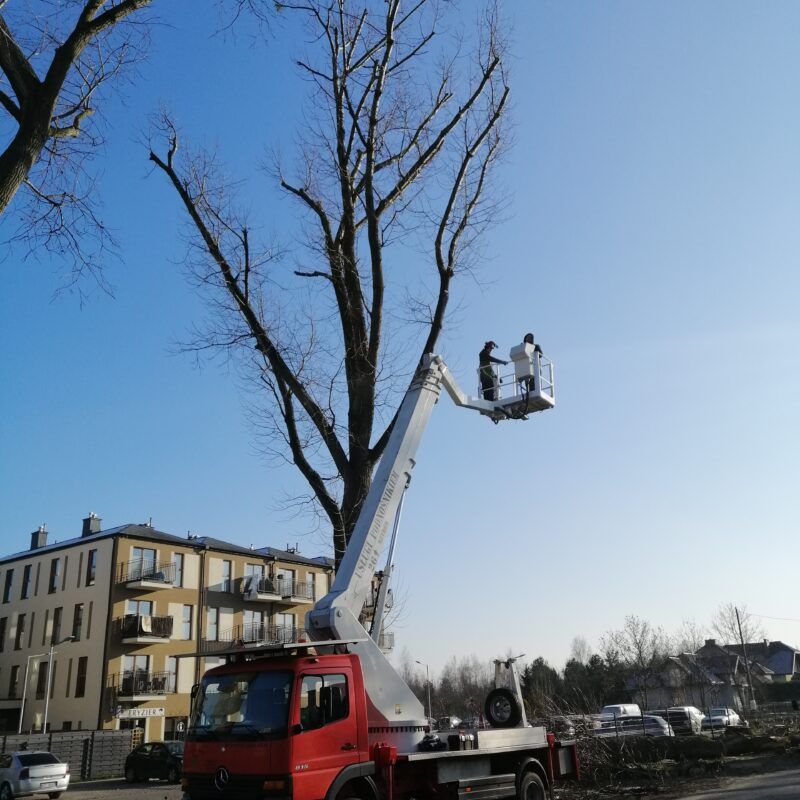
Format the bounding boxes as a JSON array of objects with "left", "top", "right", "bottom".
[
  {"left": 647, "top": 706, "right": 704, "bottom": 735},
  {"left": 548, "top": 716, "right": 577, "bottom": 739},
  {"left": 599, "top": 703, "right": 642, "bottom": 719},
  {"left": 702, "top": 708, "right": 743, "bottom": 730},
  {"left": 594, "top": 714, "right": 675, "bottom": 738},
  {"left": 0, "top": 750, "right": 70, "bottom": 800},
  {"left": 124, "top": 741, "right": 183, "bottom": 783}
]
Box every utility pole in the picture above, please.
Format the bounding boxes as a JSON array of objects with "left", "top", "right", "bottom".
[{"left": 735, "top": 607, "right": 757, "bottom": 712}]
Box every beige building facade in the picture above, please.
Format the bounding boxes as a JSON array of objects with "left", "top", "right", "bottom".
[{"left": 0, "top": 515, "right": 333, "bottom": 742}]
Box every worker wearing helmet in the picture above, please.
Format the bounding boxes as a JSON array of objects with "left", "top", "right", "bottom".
[{"left": 478, "top": 341, "right": 507, "bottom": 401}]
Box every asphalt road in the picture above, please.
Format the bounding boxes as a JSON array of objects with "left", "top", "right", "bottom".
[{"left": 668, "top": 767, "right": 800, "bottom": 799}]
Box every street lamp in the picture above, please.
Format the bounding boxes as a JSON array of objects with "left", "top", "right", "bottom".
[
  {"left": 18, "top": 651, "right": 47, "bottom": 735},
  {"left": 43, "top": 635, "right": 75, "bottom": 733},
  {"left": 415, "top": 660, "right": 433, "bottom": 721}
]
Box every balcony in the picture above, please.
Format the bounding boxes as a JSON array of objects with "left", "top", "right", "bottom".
[
  {"left": 116, "top": 559, "right": 176, "bottom": 590},
  {"left": 378, "top": 631, "right": 395, "bottom": 652},
  {"left": 242, "top": 576, "right": 282, "bottom": 603},
  {"left": 0, "top": 692, "right": 22, "bottom": 708},
  {"left": 202, "top": 622, "right": 306, "bottom": 654},
  {"left": 112, "top": 670, "right": 176, "bottom": 701},
  {"left": 276, "top": 578, "right": 315, "bottom": 605},
  {"left": 115, "top": 613, "right": 174, "bottom": 644}
]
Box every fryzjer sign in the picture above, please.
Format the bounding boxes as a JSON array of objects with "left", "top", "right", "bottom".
[{"left": 118, "top": 707, "right": 165, "bottom": 719}]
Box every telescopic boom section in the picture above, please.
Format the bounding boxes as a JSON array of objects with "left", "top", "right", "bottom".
[{"left": 306, "top": 352, "right": 554, "bottom": 751}]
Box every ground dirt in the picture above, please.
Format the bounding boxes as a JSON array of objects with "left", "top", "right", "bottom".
[{"left": 552, "top": 752, "right": 800, "bottom": 799}]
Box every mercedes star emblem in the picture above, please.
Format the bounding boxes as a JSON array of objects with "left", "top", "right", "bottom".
[{"left": 214, "top": 766, "right": 230, "bottom": 791}]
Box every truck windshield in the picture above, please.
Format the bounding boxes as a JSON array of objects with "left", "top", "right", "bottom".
[{"left": 189, "top": 669, "right": 292, "bottom": 741}]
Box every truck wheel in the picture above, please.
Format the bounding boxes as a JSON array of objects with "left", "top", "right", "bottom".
[
  {"left": 0, "top": 783, "right": 12, "bottom": 800},
  {"left": 518, "top": 771, "right": 546, "bottom": 800},
  {"left": 484, "top": 687, "right": 522, "bottom": 728}
]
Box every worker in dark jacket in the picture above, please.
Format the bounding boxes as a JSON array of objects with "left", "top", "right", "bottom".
[{"left": 479, "top": 341, "right": 507, "bottom": 401}]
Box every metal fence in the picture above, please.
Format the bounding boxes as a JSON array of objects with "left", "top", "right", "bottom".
[{"left": 0, "top": 730, "right": 133, "bottom": 780}]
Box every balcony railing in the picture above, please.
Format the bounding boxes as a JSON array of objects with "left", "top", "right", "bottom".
[
  {"left": 114, "top": 613, "right": 174, "bottom": 640},
  {"left": 116, "top": 559, "right": 176, "bottom": 585},
  {"left": 277, "top": 579, "right": 314, "bottom": 601},
  {"left": 378, "top": 631, "right": 395, "bottom": 651},
  {"left": 203, "top": 622, "right": 305, "bottom": 653},
  {"left": 111, "top": 670, "right": 176, "bottom": 697}
]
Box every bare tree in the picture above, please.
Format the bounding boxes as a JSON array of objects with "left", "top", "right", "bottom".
[
  {"left": 569, "top": 635, "right": 592, "bottom": 664},
  {"left": 601, "top": 615, "right": 671, "bottom": 709},
  {"left": 0, "top": 1, "right": 154, "bottom": 287},
  {"left": 711, "top": 602, "right": 765, "bottom": 647},
  {"left": 673, "top": 618, "right": 708, "bottom": 653},
  {"left": 150, "top": 0, "right": 510, "bottom": 567}
]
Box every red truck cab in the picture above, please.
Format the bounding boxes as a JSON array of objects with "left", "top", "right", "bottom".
[{"left": 182, "top": 653, "right": 371, "bottom": 800}]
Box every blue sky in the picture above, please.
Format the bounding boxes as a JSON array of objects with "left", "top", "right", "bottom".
[{"left": 2, "top": 1, "right": 799, "bottom": 674}]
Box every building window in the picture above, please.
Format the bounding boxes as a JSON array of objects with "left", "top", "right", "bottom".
[
  {"left": 131, "top": 547, "right": 157, "bottom": 580},
  {"left": 9, "top": 665, "right": 19, "bottom": 699},
  {"left": 21, "top": 565, "right": 32, "bottom": 599},
  {"left": 306, "top": 572, "right": 315, "bottom": 600},
  {"left": 207, "top": 608, "right": 218, "bottom": 641},
  {"left": 166, "top": 656, "right": 178, "bottom": 692},
  {"left": 75, "top": 656, "right": 88, "bottom": 698},
  {"left": 14, "top": 614, "right": 26, "bottom": 650},
  {"left": 51, "top": 607, "right": 63, "bottom": 645},
  {"left": 174, "top": 554, "right": 184, "bottom": 588},
  {"left": 72, "top": 604, "right": 84, "bottom": 642},
  {"left": 0, "top": 617, "right": 6, "bottom": 653},
  {"left": 85, "top": 549, "right": 97, "bottom": 586},
  {"left": 126, "top": 599, "right": 153, "bottom": 616},
  {"left": 182, "top": 605, "right": 193, "bottom": 640},
  {"left": 275, "top": 612, "right": 294, "bottom": 643},
  {"left": 244, "top": 609, "right": 263, "bottom": 639},
  {"left": 277, "top": 569, "right": 295, "bottom": 595},
  {"left": 35, "top": 662, "right": 48, "bottom": 700},
  {"left": 48, "top": 559, "right": 61, "bottom": 594},
  {"left": 62, "top": 721, "right": 72, "bottom": 732},
  {"left": 221, "top": 560, "right": 232, "bottom": 592},
  {"left": 3, "top": 570, "right": 13, "bottom": 603}
]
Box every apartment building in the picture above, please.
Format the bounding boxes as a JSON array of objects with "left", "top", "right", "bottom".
[{"left": 0, "top": 514, "right": 333, "bottom": 742}]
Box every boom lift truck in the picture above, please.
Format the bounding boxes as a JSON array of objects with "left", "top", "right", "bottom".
[{"left": 180, "top": 346, "right": 577, "bottom": 800}]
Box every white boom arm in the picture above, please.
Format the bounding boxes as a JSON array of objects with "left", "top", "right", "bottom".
[{"left": 306, "top": 352, "right": 554, "bottom": 751}]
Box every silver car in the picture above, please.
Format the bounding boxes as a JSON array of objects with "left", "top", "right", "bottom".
[
  {"left": 594, "top": 714, "right": 675, "bottom": 738},
  {"left": 0, "top": 751, "right": 70, "bottom": 799}
]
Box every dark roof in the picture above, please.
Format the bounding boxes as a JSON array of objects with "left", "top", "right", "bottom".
[
  {"left": 257, "top": 546, "right": 334, "bottom": 569},
  {"left": 1, "top": 524, "right": 333, "bottom": 569},
  {"left": 725, "top": 641, "right": 800, "bottom": 676}
]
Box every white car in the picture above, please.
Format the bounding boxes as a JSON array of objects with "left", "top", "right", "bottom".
[
  {"left": 594, "top": 714, "right": 675, "bottom": 738},
  {"left": 0, "top": 751, "right": 70, "bottom": 800},
  {"left": 702, "top": 707, "right": 743, "bottom": 730}
]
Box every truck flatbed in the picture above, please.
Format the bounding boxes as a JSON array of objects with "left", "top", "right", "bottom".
[{"left": 401, "top": 726, "right": 548, "bottom": 760}]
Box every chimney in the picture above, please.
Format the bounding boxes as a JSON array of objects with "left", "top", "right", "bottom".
[
  {"left": 30, "top": 524, "right": 48, "bottom": 550},
  {"left": 764, "top": 639, "right": 770, "bottom": 648},
  {"left": 704, "top": 638, "right": 717, "bottom": 647},
  {"left": 82, "top": 513, "right": 102, "bottom": 537}
]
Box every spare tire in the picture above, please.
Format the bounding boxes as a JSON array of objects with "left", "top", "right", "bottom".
[{"left": 484, "top": 687, "right": 522, "bottom": 728}]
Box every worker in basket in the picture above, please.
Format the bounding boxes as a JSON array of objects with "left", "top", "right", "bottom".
[{"left": 478, "top": 340, "right": 508, "bottom": 401}]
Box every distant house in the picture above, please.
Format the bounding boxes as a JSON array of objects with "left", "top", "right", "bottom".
[
  {"left": 724, "top": 640, "right": 800, "bottom": 683},
  {"left": 631, "top": 639, "right": 776, "bottom": 712}
]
